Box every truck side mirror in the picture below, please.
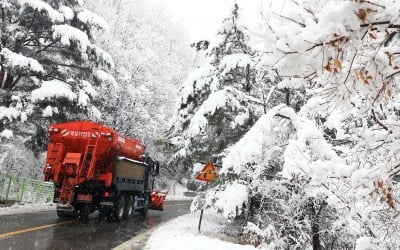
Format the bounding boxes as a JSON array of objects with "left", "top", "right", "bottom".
[{"left": 152, "top": 161, "right": 160, "bottom": 176}]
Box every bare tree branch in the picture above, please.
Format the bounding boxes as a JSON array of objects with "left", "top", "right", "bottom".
[{"left": 371, "top": 109, "right": 390, "bottom": 132}]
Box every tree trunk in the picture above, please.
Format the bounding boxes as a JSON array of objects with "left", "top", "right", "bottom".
[
  {"left": 308, "top": 198, "right": 323, "bottom": 250},
  {"left": 285, "top": 88, "right": 290, "bottom": 106},
  {"left": 0, "top": 67, "right": 4, "bottom": 88},
  {"left": 245, "top": 64, "right": 251, "bottom": 92},
  {"left": 312, "top": 222, "right": 322, "bottom": 250},
  {"left": 0, "top": 48, "right": 4, "bottom": 88},
  {"left": 3, "top": 74, "right": 14, "bottom": 89}
]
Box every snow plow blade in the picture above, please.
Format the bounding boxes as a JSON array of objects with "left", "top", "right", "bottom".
[{"left": 149, "top": 190, "right": 168, "bottom": 211}]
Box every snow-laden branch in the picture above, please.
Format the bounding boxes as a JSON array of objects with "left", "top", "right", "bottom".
[
  {"left": 1, "top": 48, "right": 44, "bottom": 74},
  {"left": 18, "top": 0, "right": 63, "bottom": 22}
]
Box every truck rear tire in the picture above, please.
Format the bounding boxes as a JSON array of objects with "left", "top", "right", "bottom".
[
  {"left": 139, "top": 194, "right": 149, "bottom": 217},
  {"left": 114, "top": 196, "right": 125, "bottom": 221},
  {"left": 57, "top": 210, "right": 76, "bottom": 219},
  {"left": 124, "top": 194, "right": 134, "bottom": 219}
]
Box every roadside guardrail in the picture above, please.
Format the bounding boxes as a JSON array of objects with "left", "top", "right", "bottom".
[{"left": 0, "top": 172, "right": 54, "bottom": 204}]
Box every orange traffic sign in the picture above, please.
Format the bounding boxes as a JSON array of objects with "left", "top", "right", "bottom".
[{"left": 195, "top": 163, "right": 217, "bottom": 182}]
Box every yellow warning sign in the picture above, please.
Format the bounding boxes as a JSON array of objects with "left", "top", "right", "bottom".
[{"left": 195, "top": 163, "right": 217, "bottom": 182}]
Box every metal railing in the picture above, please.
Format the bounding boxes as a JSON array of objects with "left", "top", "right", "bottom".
[{"left": 0, "top": 172, "right": 54, "bottom": 203}]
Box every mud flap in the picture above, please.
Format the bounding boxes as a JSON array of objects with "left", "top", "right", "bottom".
[{"left": 149, "top": 190, "right": 168, "bottom": 211}]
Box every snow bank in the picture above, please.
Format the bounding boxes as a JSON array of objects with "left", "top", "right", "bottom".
[
  {"left": 164, "top": 181, "right": 194, "bottom": 201},
  {"left": 145, "top": 211, "right": 256, "bottom": 250},
  {"left": 31, "top": 80, "right": 77, "bottom": 102},
  {"left": 0, "top": 202, "right": 54, "bottom": 216}
]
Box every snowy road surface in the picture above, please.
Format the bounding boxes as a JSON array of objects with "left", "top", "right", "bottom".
[{"left": 0, "top": 200, "right": 191, "bottom": 250}]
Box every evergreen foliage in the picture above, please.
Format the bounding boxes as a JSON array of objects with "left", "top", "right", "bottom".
[
  {"left": 0, "top": 0, "right": 112, "bottom": 176},
  {"left": 168, "top": 4, "right": 263, "bottom": 175}
]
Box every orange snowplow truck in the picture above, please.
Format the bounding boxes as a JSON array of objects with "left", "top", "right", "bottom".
[{"left": 43, "top": 120, "right": 166, "bottom": 221}]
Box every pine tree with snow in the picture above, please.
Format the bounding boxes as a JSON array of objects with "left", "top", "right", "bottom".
[
  {"left": 197, "top": 0, "right": 400, "bottom": 248},
  {"left": 0, "top": 0, "right": 113, "bottom": 176},
  {"left": 168, "top": 4, "right": 264, "bottom": 176}
]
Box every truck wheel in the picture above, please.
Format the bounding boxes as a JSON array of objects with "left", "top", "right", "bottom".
[
  {"left": 99, "top": 206, "right": 112, "bottom": 219},
  {"left": 77, "top": 207, "right": 89, "bottom": 223},
  {"left": 114, "top": 196, "right": 125, "bottom": 221},
  {"left": 57, "top": 210, "right": 75, "bottom": 219},
  {"left": 124, "top": 194, "right": 134, "bottom": 219},
  {"left": 139, "top": 195, "right": 149, "bottom": 217}
]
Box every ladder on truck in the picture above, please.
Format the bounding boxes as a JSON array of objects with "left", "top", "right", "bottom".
[
  {"left": 44, "top": 143, "right": 65, "bottom": 182},
  {"left": 58, "top": 177, "right": 74, "bottom": 206},
  {"left": 79, "top": 127, "right": 99, "bottom": 180}
]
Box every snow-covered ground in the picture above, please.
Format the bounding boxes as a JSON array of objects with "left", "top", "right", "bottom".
[
  {"left": 0, "top": 202, "right": 54, "bottom": 216},
  {"left": 145, "top": 210, "right": 256, "bottom": 250},
  {"left": 164, "top": 180, "right": 195, "bottom": 201}
]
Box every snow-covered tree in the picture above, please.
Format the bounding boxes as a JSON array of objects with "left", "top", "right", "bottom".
[
  {"left": 168, "top": 4, "right": 264, "bottom": 175},
  {"left": 192, "top": 0, "right": 400, "bottom": 248},
  {"left": 254, "top": 1, "right": 400, "bottom": 247},
  {"left": 84, "top": 0, "right": 192, "bottom": 164},
  {"left": 0, "top": 0, "right": 112, "bottom": 176}
]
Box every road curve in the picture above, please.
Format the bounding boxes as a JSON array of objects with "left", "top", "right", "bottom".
[{"left": 0, "top": 200, "right": 191, "bottom": 250}]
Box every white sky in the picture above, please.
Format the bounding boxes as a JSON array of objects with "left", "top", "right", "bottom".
[{"left": 149, "top": 0, "right": 262, "bottom": 42}]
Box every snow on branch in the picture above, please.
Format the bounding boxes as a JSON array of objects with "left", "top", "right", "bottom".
[
  {"left": 214, "top": 181, "right": 248, "bottom": 219},
  {"left": 0, "top": 106, "right": 21, "bottom": 122},
  {"left": 260, "top": 0, "right": 400, "bottom": 107},
  {"left": 221, "top": 105, "right": 285, "bottom": 175},
  {"left": 1, "top": 48, "right": 44, "bottom": 74},
  {"left": 186, "top": 87, "right": 250, "bottom": 136},
  {"left": 94, "top": 70, "right": 118, "bottom": 88},
  {"left": 59, "top": 5, "right": 74, "bottom": 21},
  {"left": 0, "top": 129, "right": 13, "bottom": 139},
  {"left": 31, "top": 80, "right": 77, "bottom": 102},
  {"left": 18, "top": 0, "right": 63, "bottom": 22},
  {"left": 89, "top": 45, "right": 114, "bottom": 68},
  {"left": 179, "top": 63, "right": 215, "bottom": 104},
  {"left": 219, "top": 53, "right": 253, "bottom": 76},
  {"left": 80, "top": 80, "right": 97, "bottom": 97},
  {"left": 52, "top": 24, "right": 89, "bottom": 52},
  {"left": 77, "top": 10, "right": 109, "bottom": 32}
]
